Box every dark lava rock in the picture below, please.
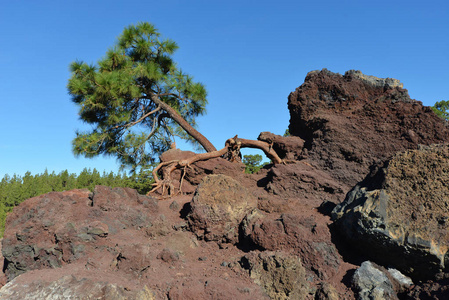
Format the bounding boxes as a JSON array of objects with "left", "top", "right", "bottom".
[
  {"left": 333, "top": 144, "right": 449, "bottom": 281},
  {"left": 403, "top": 277, "right": 449, "bottom": 299},
  {"left": 288, "top": 69, "right": 449, "bottom": 192}
]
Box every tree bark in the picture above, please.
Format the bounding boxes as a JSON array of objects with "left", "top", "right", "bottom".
[
  {"left": 237, "top": 138, "right": 283, "bottom": 164},
  {"left": 150, "top": 94, "right": 217, "bottom": 152},
  {"left": 150, "top": 136, "right": 285, "bottom": 196}
]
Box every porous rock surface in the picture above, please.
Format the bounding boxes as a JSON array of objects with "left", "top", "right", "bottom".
[
  {"left": 0, "top": 187, "right": 268, "bottom": 299},
  {"left": 333, "top": 144, "right": 449, "bottom": 280},
  {"left": 1, "top": 69, "right": 449, "bottom": 299},
  {"left": 241, "top": 251, "right": 309, "bottom": 299},
  {"left": 187, "top": 174, "right": 257, "bottom": 244},
  {"left": 288, "top": 69, "right": 449, "bottom": 192}
]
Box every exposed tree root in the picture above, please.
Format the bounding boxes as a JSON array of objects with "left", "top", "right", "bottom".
[{"left": 149, "top": 136, "right": 286, "bottom": 197}]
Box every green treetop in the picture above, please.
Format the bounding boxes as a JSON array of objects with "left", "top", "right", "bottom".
[
  {"left": 432, "top": 100, "right": 449, "bottom": 121},
  {"left": 68, "top": 22, "right": 216, "bottom": 172}
]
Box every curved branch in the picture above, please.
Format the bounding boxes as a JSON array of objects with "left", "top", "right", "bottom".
[
  {"left": 149, "top": 136, "right": 285, "bottom": 197},
  {"left": 111, "top": 106, "right": 162, "bottom": 131},
  {"left": 237, "top": 138, "right": 283, "bottom": 164}
]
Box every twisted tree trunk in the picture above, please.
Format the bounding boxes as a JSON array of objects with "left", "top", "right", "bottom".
[
  {"left": 150, "top": 136, "right": 283, "bottom": 196},
  {"left": 150, "top": 94, "right": 217, "bottom": 152}
]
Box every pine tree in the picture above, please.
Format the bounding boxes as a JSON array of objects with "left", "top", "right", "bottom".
[
  {"left": 68, "top": 22, "right": 216, "bottom": 173},
  {"left": 68, "top": 22, "right": 286, "bottom": 195}
]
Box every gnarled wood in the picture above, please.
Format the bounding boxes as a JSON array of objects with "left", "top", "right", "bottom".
[
  {"left": 150, "top": 136, "right": 286, "bottom": 197},
  {"left": 150, "top": 94, "right": 217, "bottom": 153}
]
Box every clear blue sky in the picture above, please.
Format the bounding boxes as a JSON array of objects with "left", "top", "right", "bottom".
[{"left": 1, "top": 0, "right": 448, "bottom": 178}]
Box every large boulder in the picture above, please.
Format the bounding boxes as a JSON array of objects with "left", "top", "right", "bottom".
[
  {"left": 288, "top": 69, "right": 449, "bottom": 192},
  {"left": 241, "top": 251, "right": 309, "bottom": 300},
  {"left": 187, "top": 174, "right": 257, "bottom": 244},
  {"left": 332, "top": 144, "right": 449, "bottom": 280}
]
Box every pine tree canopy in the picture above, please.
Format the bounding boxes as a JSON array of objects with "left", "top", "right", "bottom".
[
  {"left": 432, "top": 100, "right": 449, "bottom": 121},
  {"left": 68, "top": 22, "right": 215, "bottom": 172}
]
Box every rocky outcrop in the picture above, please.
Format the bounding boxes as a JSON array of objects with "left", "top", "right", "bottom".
[
  {"left": 2, "top": 187, "right": 159, "bottom": 281},
  {"left": 288, "top": 69, "right": 449, "bottom": 192},
  {"left": 261, "top": 162, "right": 344, "bottom": 206},
  {"left": 1, "top": 186, "right": 269, "bottom": 299},
  {"left": 2, "top": 69, "right": 449, "bottom": 299},
  {"left": 333, "top": 144, "right": 449, "bottom": 280}
]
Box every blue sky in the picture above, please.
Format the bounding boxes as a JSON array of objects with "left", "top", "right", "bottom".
[{"left": 1, "top": 0, "right": 448, "bottom": 178}]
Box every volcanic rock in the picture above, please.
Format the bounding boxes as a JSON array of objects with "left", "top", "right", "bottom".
[
  {"left": 314, "top": 282, "right": 339, "bottom": 300},
  {"left": 257, "top": 131, "right": 305, "bottom": 160},
  {"left": 241, "top": 211, "right": 342, "bottom": 282},
  {"left": 262, "top": 162, "right": 344, "bottom": 205},
  {"left": 187, "top": 174, "right": 257, "bottom": 244},
  {"left": 352, "top": 261, "right": 398, "bottom": 300},
  {"left": 1, "top": 187, "right": 269, "bottom": 299},
  {"left": 288, "top": 69, "right": 449, "bottom": 193},
  {"left": 2, "top": 187, "right": 159, "bottom": 281},
  {"left": 332, "top": 144, "right": 449, "bottom": 280},
  {"left": 241, "top": 251, "right": 309, "bottom": 299},
  {"left": 0, "top": 273, "right": 157, "bottom": 300},
  {"left": 403, "top": 277, "right": 449, "bottom": 299},
  {"left": 2, "top": 69, "right": 449, "bottom": 299}
]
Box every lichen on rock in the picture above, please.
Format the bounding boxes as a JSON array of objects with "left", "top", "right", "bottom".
[{"left": 333, "top": 144, "right": 449, "bottom": 280}]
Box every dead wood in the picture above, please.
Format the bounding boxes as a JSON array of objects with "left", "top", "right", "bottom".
[{"left": 149, "top": 136, "right": 285, "bottom": 197}]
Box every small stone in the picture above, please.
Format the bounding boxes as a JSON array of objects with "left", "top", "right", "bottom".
[
  {"left": 169, "top": 200, "right": 180, "bottom": 211},
  {"left": 157, "top": 248, "right": 179, "bottom": 263}
]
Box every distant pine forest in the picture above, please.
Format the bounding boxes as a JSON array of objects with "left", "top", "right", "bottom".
[{"left": 0, "top": 168, "right": 154, "bottom": 236}]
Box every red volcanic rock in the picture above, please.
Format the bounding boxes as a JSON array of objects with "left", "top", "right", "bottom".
[
  {"left": 1, "top": 187, "right": 269, "bottom": 299},
  {"left": 3, "top": 70, "right": 448, "bottom": 299},
  {"left": 242, "top": 210, "right": 341, "bottom": 282},
  {"left": 1, "top": 187, "right": 158, "bottom": 281},
  {"left": 288, "top": 69, "right": 449, "bottom": 192},
  {"left": 257, "top": 131, "right": 305, "bottom": 160}
]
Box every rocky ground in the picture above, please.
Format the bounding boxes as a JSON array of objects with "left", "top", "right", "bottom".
[{"left": 1, "top": 69, "right": 449, "bottom": 299}]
